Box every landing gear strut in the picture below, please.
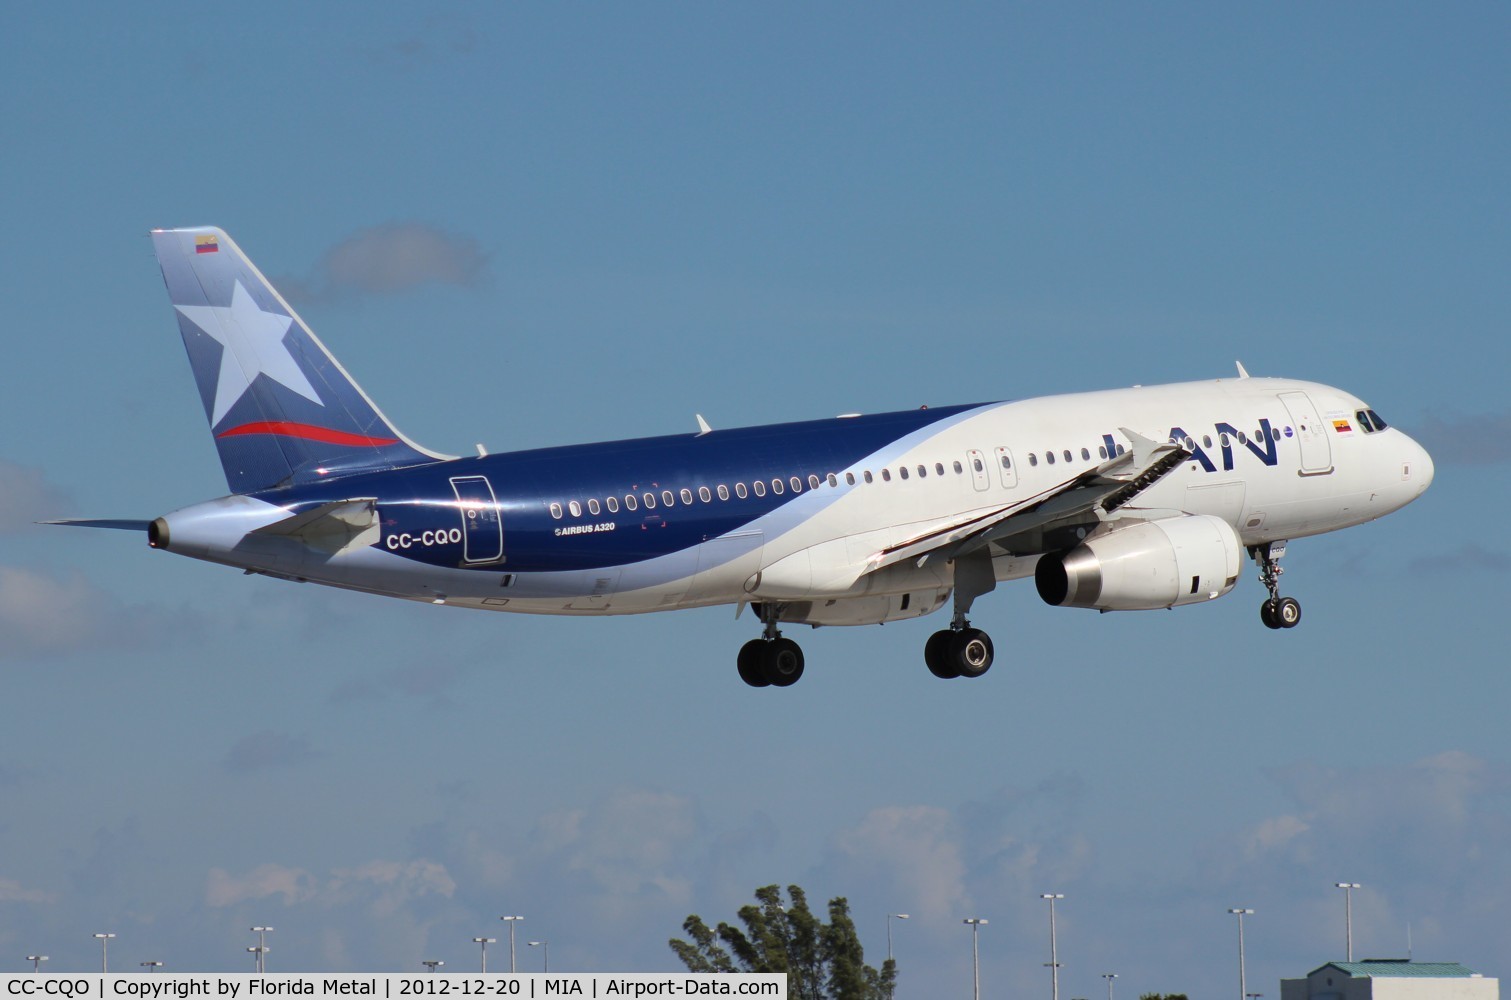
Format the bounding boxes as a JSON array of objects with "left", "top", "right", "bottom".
[
  {"left": 737, "top": 605, "right": 805, "bottom": 688},
  {"left": 924, "top": 552, "right": 996, "bottom": 679},
  {"left": 1251, "top": 541, "right": 1301, "bottom": 629}
]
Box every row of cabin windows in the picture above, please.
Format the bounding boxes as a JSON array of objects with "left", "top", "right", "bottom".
[
  {"left": 550, "top": 449, "right": 1050, "bottom": 520},
  {"left": 544, "top": 423, "right": 1297, "bottom": 520}
]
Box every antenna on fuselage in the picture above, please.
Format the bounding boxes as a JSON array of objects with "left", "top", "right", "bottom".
[{"left": 695, "top": 414, "right": 713, "bottom": 436}]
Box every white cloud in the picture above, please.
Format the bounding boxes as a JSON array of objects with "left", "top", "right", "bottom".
[
  {"left": 0, "top": 566, "right": 149, "bottom": 660},
  {"left": 0, "top": 875, "right": 55, "bottom": 903},
  {"left": 206, "top": 863, "right": 317, "bottom": 907},
  {"left": 0, "top": 459, "right": 70, "bottom": 533},
  {"left": 280, "top": 223, "right": 488, "bottom": 304},
  {"left": 831, "top": 805, "right": 968, "bottom": 921}
]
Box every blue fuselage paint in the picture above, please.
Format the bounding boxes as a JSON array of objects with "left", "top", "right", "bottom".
[{"left": 249, "top": 403, "right": 985, "bottom": 574}]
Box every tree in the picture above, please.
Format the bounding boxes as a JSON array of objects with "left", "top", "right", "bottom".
[{"left": 670, "top": 884, "right": 898, "bottom": 1000}]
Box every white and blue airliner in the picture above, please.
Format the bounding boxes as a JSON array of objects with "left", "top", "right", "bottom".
[{"left": 55, "top": 227, "right": 1435, "bottom": 687}]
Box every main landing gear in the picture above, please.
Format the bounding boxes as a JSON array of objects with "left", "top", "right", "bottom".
[
  {"left": 1251, "top": 541, "right": 1302, "bottom": 630},
  {"left": 737, "top": 606, "right": 805, "bottom": 688},
  {"left": 924, "top": 618, "right": 994, "bottom": 679},
  {"left": 924, "top": 550, "right": 996, "bottom": 680}
]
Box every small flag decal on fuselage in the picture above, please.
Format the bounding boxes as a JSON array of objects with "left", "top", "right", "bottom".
[
  {"left": 195, "top": 235, "right": 219, "bottom": 254},
  {"left": 1333, "top": 418, "right": 1353, "bottom": 434}
]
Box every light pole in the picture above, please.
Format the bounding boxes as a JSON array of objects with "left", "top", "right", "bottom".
[
  {"left": 887, "top": 914, "right": 909, "bottom": 962},
  {"left": 27, "top": 956, "right": 48, "bottom": 973},
  {"left": 251, "top": 927, "right": 274, "bottom": 974},
  {"left": 1102, "top": 972, "right": 1118, "bottom": 1000},
  {"left": 141, "top": 962, "right": 164, "bottom": 972},
  {"left": 499, "top": 916, "right": 524, "bottom": 973},
  {"left": 423, "top": 961, "right": 444, "bottom": 973},
  {"left": 1335, "top": 883, "right": 1361, "bottom": 962},
  {"left": 1229, "top": 908, "right": 1254, "bottom": 1000},
  {"left": 1041, "top": 893, "right": 1065, "bottom": 1000},
  {"left": 963, "top": 918, "right": 987, "bottom": 1000},
  {"left": 94, "top": 933, "right": 115, "bottom": 973},
  {"left": 529, "top": 941, "right": 549, "bottom": 972},
  {"left": 473, "top": 937, "right": 496, "bottom": 973}
]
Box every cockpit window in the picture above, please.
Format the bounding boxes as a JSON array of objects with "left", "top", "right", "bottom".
[{"left": 1367, "top": 409, "right": 1388, "bottom": 431}]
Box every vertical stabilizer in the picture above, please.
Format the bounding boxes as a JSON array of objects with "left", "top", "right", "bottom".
[{"left": 151, "top": 227, "right": 450, "bottom": 493}]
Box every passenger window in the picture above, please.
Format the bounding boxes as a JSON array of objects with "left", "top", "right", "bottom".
[
  {"left": 882, "top": 469, "right": 892, "bottom": 482},
  {"left": 845, "top": 473, "right": 855, "bottom": 485},
  {"left": 790, "top": 476, "right": 802, "bottom": 493},
  {"left": 1238, "top": 432, "right": 1247, "bottom": 445},
  {"left": 752, "top": 481, "right": 764, "bottom": 497},
  {"left": 643, "top": 493, "right": 656, "bottom": 509},
  {"left": 1204, "top": 435, "right": 1213, "bottom": 448},
  {"left": 863, "top": 471, "right": 874, "bottom": 484},
  {"left": 569, "top": 501, "right": 582, "bottom": 517},
  {"left": 972, "top": 458, "right": 984, "bottom": 473},
  {"left": 1183, "top": 437, "right": 1194, "bottom": 450},
  {"left": 663, "top": 490, "right": 675, "bottom": 506},
  {"left": 625, "top": 494, "right": 637, "bottom": 511},
  {"left": 1220, "top": 433, "right": 1230, "bottom": 448},
  {"left": 935, "top": 462, "right": 945, "bottom": 476},
  {"left": 899, "top": 467, "right": 910, "bottom": 480},
  {"left": 1029, "top": 453, "right": 1038, "bottom": 467},
  {"left": 772, "top": 479, "right": 784, "bottom": 495},
  {"left": 606, "top": 496, "right": 619, "bottom": 513},
  {"left": 717, "top": 485, "right": 730, "bottom": 500},
  {"left": 550, "top": 502, "right": 563, "bottom": 519},
  {"left": 809, "top": 474, "right": 821, "bottom": 490},
  {"left": 1001, "top": 455, "right": 1011, "bottom": 469},
  {"left": 680, "top": 488, "right": 693, "bottom": 504},
  {"left": 698, "top": 486, "right": 711, "bottom": 502},
  {"left": 916, "top": 465, "right": 926, "bottom": 478},
  {"left": 587, "top": 498, "right": 600, "bottom": 515},
  {"left": 828, "top": 474, "right": 838, "bottom": 487},
  {"left": 1098, "top": 446, "right": 1107, "bottom": 459},
  {"left": 1081, "top": 448, "right": 1090, "bottom": 461},
  {"left": 1047, "top": 452, "right": 1056, "bottom": 465},
  {"left": 1063, "top": 450, "right": 1072, "bottom": 463},
  {"left": 953, "top": 461, "right": 964, "bottom": 474}
]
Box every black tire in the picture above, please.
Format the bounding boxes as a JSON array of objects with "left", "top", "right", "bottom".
[
  {"left": 1277, "top": 596, "right": 1302, "bottom": 628},
  {"left": 1260, "top": 599, "right": 1282, "bottom": 630},
  {"left": 763, "top": 637, "right": 805, "bottom": 687},
  {"left": 738, "top": 639, "right": 770, "bottom": 687},
  {"left": 952, "top": 628, "right": 994, "bottom": 678},
  {"left": 925, "top": 630, "right": 959, "bottom": 679}
]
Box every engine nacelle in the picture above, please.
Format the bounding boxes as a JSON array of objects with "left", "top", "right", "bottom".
[{"left": 1035, "top": 515, "right": 1242, "bottom": 612}]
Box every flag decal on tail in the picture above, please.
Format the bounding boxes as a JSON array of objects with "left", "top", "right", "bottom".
[
  {"left": 195, "top": 235, "right": 219, "bottom": 254},
  {"left": 216, "top": 421, "right": 400, "bottom": 447}
]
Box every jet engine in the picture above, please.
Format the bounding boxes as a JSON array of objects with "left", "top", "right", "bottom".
[{"left": 1035, "top": 515, "right": 1243, "bottom": 612}]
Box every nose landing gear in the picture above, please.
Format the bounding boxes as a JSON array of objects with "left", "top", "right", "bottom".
[{"left": 1251, "top": 541, "right": 1302, "bottom": 629}]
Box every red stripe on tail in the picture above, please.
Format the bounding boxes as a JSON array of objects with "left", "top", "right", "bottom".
[{"left": 216, "top": 421, "right": 399, "bottom": 447}]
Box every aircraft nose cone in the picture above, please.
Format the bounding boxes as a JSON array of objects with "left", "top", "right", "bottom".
[{"left": 1404, "top": 433, "right": 1434, "bottom": 496}]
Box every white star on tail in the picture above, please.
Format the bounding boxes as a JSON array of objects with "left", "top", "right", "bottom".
[{"left": 176, "top": 280, "right": 323, "bottom": 426}]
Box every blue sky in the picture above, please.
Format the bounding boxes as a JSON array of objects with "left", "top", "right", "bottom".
[{"left": 3, "top": 1, "right": 1509, "bottom": 991}]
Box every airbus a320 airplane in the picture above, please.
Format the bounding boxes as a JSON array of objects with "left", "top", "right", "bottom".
[{"left": 55, "top": 227, "right": 1435, "bottom": 687}]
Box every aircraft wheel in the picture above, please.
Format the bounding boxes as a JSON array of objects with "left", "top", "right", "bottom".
[
  {"left": 952, "top": 628, "right": 994, "bottom": 678},
  {"left": 925, "top": 630, "right": 959, "bottom": 679},
  {"left": 763, "top": 637, "right": 805, "bottom": 687},
  {"left": 1276, "top": 596, "right": 1302, "bottom": 628},
  {"left": 738, "top": 639, "right": 770, "bottom": 687},
  {"left": 1260, "top": 599, "right": 1282, "bottom": 630}
]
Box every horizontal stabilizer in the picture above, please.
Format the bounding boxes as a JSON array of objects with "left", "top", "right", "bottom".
[
  {"left": 251, "top": 498, "right": 379, "bottom": 555},
  {"left": 42, "top": 518, "right": 151, "bottom": 532}
]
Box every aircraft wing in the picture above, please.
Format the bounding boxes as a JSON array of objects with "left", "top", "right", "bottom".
[{"left": 865, "top": 429, "right": 1191, "bottom": 573}]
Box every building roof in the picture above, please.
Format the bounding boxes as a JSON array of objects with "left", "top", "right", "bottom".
[{"left": 1315, "top": 960, "right": 1481, "bottom": 979}]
